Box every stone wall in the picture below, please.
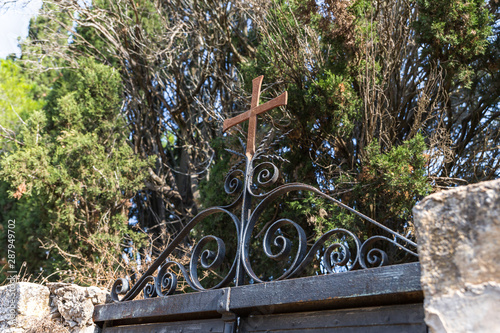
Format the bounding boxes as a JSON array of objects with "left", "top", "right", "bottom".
[
  {"left": 0, "top": 282, "right": 110, "bottom": 333},
  {"left": 413, "top": 178, "right": 500, "bottom": 333}
]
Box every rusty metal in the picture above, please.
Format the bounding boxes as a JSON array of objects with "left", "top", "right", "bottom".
[
  {"left": 223, "top": 75, "right": 288, "bottom": 159},
  {"left": 111, "top": 76, "right": 419, "bottom": 303}
]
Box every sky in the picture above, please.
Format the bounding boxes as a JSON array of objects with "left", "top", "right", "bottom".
[{"left": 0, "top": 0, "right": 42, "bottom": 59}]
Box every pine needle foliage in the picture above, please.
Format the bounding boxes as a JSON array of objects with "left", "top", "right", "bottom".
[{"left": 0, "top": 59, "right": 151, "bottom": 285}]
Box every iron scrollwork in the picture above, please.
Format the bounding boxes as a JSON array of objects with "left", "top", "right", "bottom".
[
  {"left": 112, "top": 76, "right": 418, "bottom": 302},
  {"left": 111, "top": 132, "right": 418, "bottom": 302}
]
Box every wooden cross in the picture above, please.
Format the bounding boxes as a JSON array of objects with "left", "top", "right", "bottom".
[{"left": 223, "top": 75, "right": 288, "bottom": 159}]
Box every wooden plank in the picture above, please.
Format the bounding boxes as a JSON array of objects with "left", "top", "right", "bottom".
[
  {"left": 228, "top": 262, "right": 423, "bottom": 315},
  {"left": 94, "top": 288, "right": 226, "bottom": 327},
  {"left": 104, "top": 318, "right": 226, "bottom": 333},
  {"left": 239, "top": 303, "right": 427, "bottom": 333},
  {"left": 94, "top": 263, "right": 422, "bottom": 327}
]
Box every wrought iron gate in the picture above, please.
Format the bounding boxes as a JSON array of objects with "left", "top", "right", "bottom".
[{"left": 93, "top": 76, "right": 427, "bottom": 332}]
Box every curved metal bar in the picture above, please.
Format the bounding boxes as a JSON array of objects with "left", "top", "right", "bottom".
[
  {"left": 155, "top": 260, "right": 197, "bottom": 297},
  {"left": 286, "top": 228, "right": 362, "bottom": 278},
  {"left": 241, "top": 183, "right": 418, "bottom": 281},
  {"left": 143, "top": 277, "right": 158, "bottom": 299},
  {"left": 242, "top": 218, "right": 308, "bottom": 282},
  {"left": 110, "top": 278, "right": 130, "bottom": 301},
  {"left": 111, "top": 207, "right": 241, "bottom": 302},
  {"left": 359, "top": 235, "right": 418, "bottom": 269},
  {"left": 246, "top": 161, "right": 280, "bottom": 199},
  {"left": 155, "top": 264, "right": 178, "bottom": 297},
  {"left": 189, "top": 235, "right": 238, "bottom": 290},
  {"left": 221, "top": 169, "right": 245, "bottom": 209}
]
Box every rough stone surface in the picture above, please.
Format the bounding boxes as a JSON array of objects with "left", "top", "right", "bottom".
[
  {"left": 0, "top": 282, "right": 50, "bottom": 332},
  {"left": 47, "top": 283, "right": 109, "bottom": 332},
  {"left": 0, "top": 282, "right": 109, "bottom": 333},
  {"left": 413, "top": 179, "right": 500, "bottom": 333}
]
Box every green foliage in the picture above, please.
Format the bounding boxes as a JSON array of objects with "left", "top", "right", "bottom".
[
  {"left": 354, "top": 134, "right": 430, "bottom": 228},
  {"left": 305, "top": 70, "right": 360, "bottom": 137},
  {"left": 0, "top": 59, "right": 45, "bottom": 150},
  {"left": 0, "top": 59, "right": 47, "bottom": 280},
  {"left": 0, "top": 59, "right": 151, "bottom": 285},
  {"left": 365, "top": 135, "right": 430, "bottom": 197},
  {"left": 414, "top": 0, "right": 492, "bottom": 86},
  {"left": 283, "top": 135, "right": 430, "bottom": 238}
]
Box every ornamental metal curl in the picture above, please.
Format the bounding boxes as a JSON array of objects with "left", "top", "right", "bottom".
[{"left": 111, "top": 76, "right": 418, "bottom": 302}]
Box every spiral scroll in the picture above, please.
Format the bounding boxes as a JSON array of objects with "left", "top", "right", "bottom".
[
  {"left": 155, "top": 261, "right": 193, "bottom": 296},
  {"left": 224, "top": 170, "right": 243, "bottom": 195},
  {"left": 359, "top": 235, "right": 418, "bottom": 269},
  {"left": 156, "top": 266, "right": 177, "bottom": 296},
  {"left": 247, "top": 161, "right": 280, "bottom": 198},
  {"left": 111, "top": 207, "right": 240, "bottom": 302},
  {"left": 143, "top": 276, "right": 157, "bottom": 299},
  {"left": 313, "top": 229, "right": 361, "bottom": 274},
  {"left": 260, "top": 219, "right": 308, "bottom": 280},
  {"left": 189, "top": 235, "right": 236, "bottom": 290},
  {"left": 110, "top": 278, "right": 129, "bottom": 302},
  {"left": 222, "top": 169, "right": 244, "bottom": 209}
]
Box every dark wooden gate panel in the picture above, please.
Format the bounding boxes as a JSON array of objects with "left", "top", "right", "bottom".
[{"left": 240, "top": 303, "right": 426, "bottom": 333}]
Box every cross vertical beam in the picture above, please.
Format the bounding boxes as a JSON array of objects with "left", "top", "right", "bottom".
[{"left": 223, "top": 76, "right": 287, "bottom": 159}]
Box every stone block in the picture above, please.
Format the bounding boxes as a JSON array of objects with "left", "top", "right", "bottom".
[
  {"left": 0, "top": 282, "right": 50, "bottom": 331},
  {"left": 47, "top": 282, "right": 109, "bottom": 333},
  {"left": 0, "top": 281, "right": 109, "bottom": 333},
  {"left": 413, "top": 179, "right": 500, "bottom": 333}
]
